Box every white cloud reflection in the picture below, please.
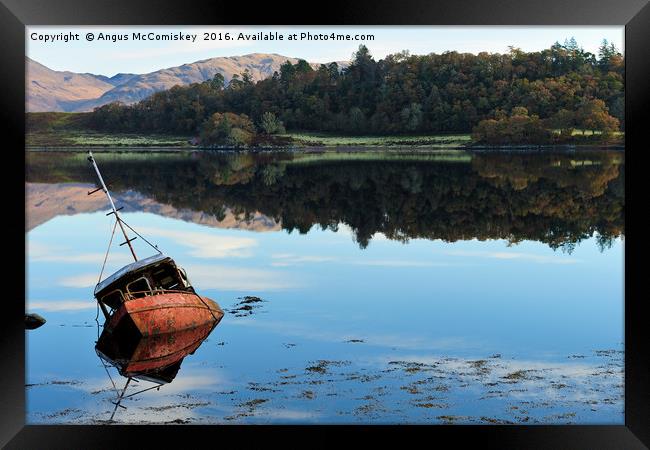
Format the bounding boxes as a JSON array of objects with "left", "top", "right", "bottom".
[
  {"left": 444, "top": 250, "right": 581, "bottom": 264},
  {"left": 185, "top": 264, "right": 300, "bottom": 291},
  {"left": 137, "top": 227, "right": 257, "bottom": 259},
  {"left": 270, "top": 254, "right": 337, "bottom": 267},
  {"left": 270, "top": 253, "right": 457, "bottom": 268},
  {"left": 349, "top": 259, "right": 452, "bottom": 267},
  {"left": 28, "top": 300, "right": 96, "bottom": 312},
  {"left": 28, "top": 242, "right": 133, "bottom": 265},
  {"left": 254, "top": 408, "right": 322, "bottom": 422},
  {"left": 230, "top": 319, "right": 477, "bottom": 352},
  {"left": 58, "top": 273, "right": 100, "bottom": 288}
]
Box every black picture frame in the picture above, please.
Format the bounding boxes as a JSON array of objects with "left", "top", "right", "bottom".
[{"left": 3, "top": 0, "right": 647, "bottom": 448}]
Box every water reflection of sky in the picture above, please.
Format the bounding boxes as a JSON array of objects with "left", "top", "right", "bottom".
[{"left": 26, "top": 209, "right": 624, "bottom": 424}]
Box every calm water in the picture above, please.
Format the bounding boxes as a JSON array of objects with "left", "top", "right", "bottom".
[{"left": 25, "top": 149, "right": 624, "bottom": 424}]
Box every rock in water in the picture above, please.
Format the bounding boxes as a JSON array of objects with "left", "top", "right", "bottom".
[{"left": 25, "top": 313, "right": 46, "bottom": 330}]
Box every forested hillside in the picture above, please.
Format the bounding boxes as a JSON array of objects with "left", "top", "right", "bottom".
[{"left": 87, "top": 40, "right": 624, "bottom": 144}]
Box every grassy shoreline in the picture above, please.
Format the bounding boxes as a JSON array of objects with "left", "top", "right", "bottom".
[
  {"left": 25, "top": 131, "right": 623, "bottom": 152},
  {"left": 26, "top": 145, "right": 624, "bottom": 154},
  {"left": 25, "top": 113, "right": 623, "bottom": 151}
]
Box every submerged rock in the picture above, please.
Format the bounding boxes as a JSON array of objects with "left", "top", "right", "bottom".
[
  {"left": 226, "top": 296, "right": 266, "bottom": 317},
  {"left": 25, "top": 313, "right": 46, "bottom": 330},
  {"left": 238, "top": 296, "right": 263, "bottom": 304}
]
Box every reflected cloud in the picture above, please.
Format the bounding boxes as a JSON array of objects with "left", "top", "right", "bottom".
[
  {"left": 138, "top": 227, "right": 257, "bottom": 259},
  {"left": 28, "top": 300, "right": 96, "bottom": 312},
  {"left": 88, "top": 371, "right": 228, "bottom": 396},
  {"left": 230, "top": 319, "right": 477, "bottom": 351},
  {"left": 28, "top": 242, "right": 133, "bottom": 265},
  {"left": 59, "top": 273, "right": 100, "bottom": 288},
  {"left": 50, "top": 369, "right": 230, "bottom": 424},
  {"left": 255, "top": 408, "right": 322, "bottom": 421},
  {"left": 445, "top": 249, "right": 581, "bottom": 264},
  {"left": 271, "top": 253, "right": 337, "bottom": 267},
  {"left": 185, "top": 264, "right": 300, "bottom": 291},
  {"left": 369, "top": 353, "right": 609, "bottom": 377},
  {"left": 349, "top": 259, "right": 453, "bottom": 267},
  {"left": 365, "top": 352, "right": 623, "bottom": 405},
  {"left": 271, "top": 253, "right": 457, "bottom": 268}
]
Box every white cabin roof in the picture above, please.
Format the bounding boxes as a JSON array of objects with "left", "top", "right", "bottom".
[{"left": 94, "top": 253, "right": 171, "bottom": 296}]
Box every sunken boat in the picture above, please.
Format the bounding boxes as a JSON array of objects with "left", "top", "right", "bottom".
[
  {"left": 87, "top": 152, "right": 224, "bottom": 338},
  {"left": 96, "top": 316, "right": 215, "bottom": 384}
]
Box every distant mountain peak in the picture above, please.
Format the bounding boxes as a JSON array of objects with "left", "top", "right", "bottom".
[
  {"left": 26, "top": 57, "right": 116, "bottom": 112},
  {"left": 27, "top": 53, "right": 348, "bottom": 113}
]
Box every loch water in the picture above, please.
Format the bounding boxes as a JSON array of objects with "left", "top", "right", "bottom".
[{"left": 25, "top": 149, "right": 624, "bottom": 424}]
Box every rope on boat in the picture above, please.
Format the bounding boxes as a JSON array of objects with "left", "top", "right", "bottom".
[
  {"left": 193, "top": 290, "right": 221, "bottom": 324},
  {"left": 100, "top": 354, "right": 120, "bottom": 397},
  {"left": 98, "top": 219, "right": 119, "bottom": 284},
  {"left": 119, "top": 218, "right": 162, "bottom": 254}
]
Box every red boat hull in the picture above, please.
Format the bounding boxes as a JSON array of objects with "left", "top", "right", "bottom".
[{"left": 106, "top": 291, "right": 224, "bottom": 337}]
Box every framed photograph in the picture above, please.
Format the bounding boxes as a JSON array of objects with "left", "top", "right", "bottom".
[{"left": 3, "top": 0, "right": 647, "bottom": 447}]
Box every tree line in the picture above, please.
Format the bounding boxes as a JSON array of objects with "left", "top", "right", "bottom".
[
  {"left": 27, "top": 151, "right": 624, "bottom": 250},
  {"left": 87, "top": 38, "right": 624, "bottom": 145}
]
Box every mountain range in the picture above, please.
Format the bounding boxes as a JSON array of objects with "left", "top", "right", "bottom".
[
  {"left": 26, "top": 53, "right": 347, "bottom": 113},
  {"left": 26, "top": 182, "right": 280, "bottom": 232}
]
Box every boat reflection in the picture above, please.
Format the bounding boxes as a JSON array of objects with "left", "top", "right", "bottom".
[{"left": 95, "top": 314, "right": 219, "bottom": 421}]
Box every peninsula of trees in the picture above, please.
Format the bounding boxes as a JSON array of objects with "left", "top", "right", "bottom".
[{"left": 81, "top": 39, "right": 624, "bottom": 147}]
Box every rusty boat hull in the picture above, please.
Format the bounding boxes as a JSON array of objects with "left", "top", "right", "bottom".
[
  {"left": 105, "top": 291, "right": 224, "bottom": 337},
  {"left": 97, "top": 291, "right": 223, "bottom": 383}
]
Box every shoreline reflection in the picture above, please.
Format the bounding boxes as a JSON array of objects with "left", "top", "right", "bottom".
[{"left": 26, "top": 150, "right": 624, "bottom": 251}]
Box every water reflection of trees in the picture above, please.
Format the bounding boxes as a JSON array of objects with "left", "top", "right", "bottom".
[{"left": 26, "top": 151, "right": 624, "bottom": 251}]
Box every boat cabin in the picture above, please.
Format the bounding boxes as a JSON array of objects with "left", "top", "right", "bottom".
[{"left": 94, "top": 253, "right": 193, "bottom": 312}]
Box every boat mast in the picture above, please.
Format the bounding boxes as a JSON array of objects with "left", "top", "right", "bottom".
[{"left": 88, "top": 151, "right": 138, "bottom": 262}]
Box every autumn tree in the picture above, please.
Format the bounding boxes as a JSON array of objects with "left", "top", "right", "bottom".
[
  {"left": 472, "top": 106, "right": 553, "bottom": 144},
  {"left": 548, "top": 109, "right": 576, "bottom": 138},
  {"left": 200, "top": 112, "right": 256, "bottom": 146},
  {"left": 574, "top": 98, "right": 620, "bottom": 135}
]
